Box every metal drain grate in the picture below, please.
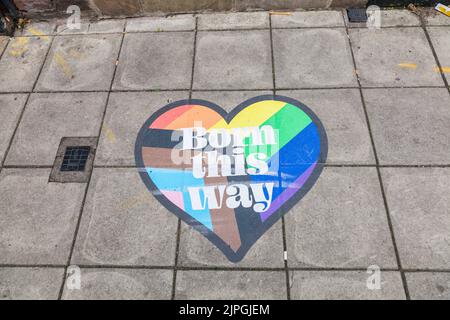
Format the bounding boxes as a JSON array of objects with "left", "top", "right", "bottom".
[
  {"left": 61, "top": 146, "right": 91, "bottom": 172},
  {"left": 347, "top": 8, "right": 368, "bottom": 23},
  {"left": 50, "top": 137, "right": 97, "bottom": 183}
]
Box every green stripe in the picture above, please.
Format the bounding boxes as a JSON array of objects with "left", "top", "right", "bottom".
[{"left": 244, "top": 103, "right": 312, "bottom": 163}]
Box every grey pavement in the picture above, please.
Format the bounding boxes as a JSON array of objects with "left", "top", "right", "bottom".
[{"left": 0, "top": 9, "right": 450, "bottom": 300}]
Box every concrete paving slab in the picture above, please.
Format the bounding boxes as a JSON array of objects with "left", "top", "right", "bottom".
[
  {"left": 0, "top": 36, "right": 51, "bottom": 93},
  {"left": 0, "top": 169, "right": 85, "bottom": 264},
  {"left": 126, "top": 15, "right": 195, "bottom": 32},
  {"left": 175, "top": 271, "right": 287, "bottom": 299},
  {"left": 428, "top": 27, "right": 450, "bottom": 83},
  {"left": 191, "top": 90, "right": 273, "bottom": 112},
  {"left": 193, "top": 30, "right": 272, "bottom": 90},
  {"left": 71, "top": 168, "right": 178, "bottom": 266},
  {"left": 285, "top": 167, "right": 397, "bottom": 269},
  {"left": 381, "top": 168, "right": 450, "bottom": 269},
  {"left": 290, "top": 271, "right": 406, "bottom": 300},
  {"left": 113, "top": 32, "right": 194, "bottom": 90},
  {"left": 0, "top": 94, "right": 28, "bottom": 165},
  {"left": 178, "top": 221, "right": 284, "bottom": 268},
  {"left": 62, "top": 268, "right": 172, "bottom": 300},
  {"left": 406, "top": 272, "right": 450, "bottom": 300},
  {"left": 36, "top": 34, "right": 122, "bottom": 91},
  {"left": 364, "top": 88, "right": 450, "bottom": 165},
  {"left": 281, "top": 89, "right": 375, "bottom": 165},
  {"left": 96, "top": 91, "right": 188, "bottom": 166},
  {"left": 6, "top": 92, "right": 107, "bottom": 166},
  {"left": 350, "top": 28, "right": 443, "bottom": 87},
  {"left": 88, "top": 19, "right": 126, "bottom": 33},
  {"left": 273, "top": 28, "right": 357, "bottom": 88},
  {"left": 271, "top": 10, "right": 345, "bottom": 28},
  {"left": 198, "top": 12, "right": 269, "bottom": 30},
  {"left": 0, "top": 268, "right": 64, "bottom": 300}
]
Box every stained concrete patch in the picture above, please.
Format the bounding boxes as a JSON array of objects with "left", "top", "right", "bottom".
[
  {"left": 175, "top": 271, "right": 286, "bottom": 299},
  {"left": 425, "top": 11, "right": 450, "bottom": 26},
  {"left": 198, "top": 12, "right": 269, "bottom": 30},
  {"left": 36, "top": 34, "right": 122, "bottom": 91},
  {"left": 178, "top": 221, "right": 284, "bottom": 268},
  {"left": 0, "top": 94, "right": 28, "bottom": 164},
  {"left": 381, "top": 168, "right": 450, "bottom": 269},
  {"left": 273, "top": 28, "right": 357, "bottom": 88},
  {"left": 96, "top": 91, "right": 188, "bottom": 166},
  {"left": 406, "top": 272, "right": 450, "bottom": 300},
  {"left": 290, "top": 271, "right": 406, "bottom": 300},
  {"left": 378, "top": 10, "right": 421, "bottom": 27},
  {"left": 350, "top": 28, "right": 443, "bottom": 87},
  {"left": 15, "top": 21, "right": 57, "bottom": 37},
  {"left": 0, "top": 268, "right": 64, "bottom": 300},
  {"left": 6, "top": 92, "right": 107, "bottom": 166},
  {"left": 282, "top": 89, "right": 375, "bottom": 165},
  {"left": 194, "top": 30, "right": 272, "bottom": 89},
  {"left": 126, "top": 15, "right": 195, "bottom": 32},
  {"left": 0, "top": 169, "right": 85, "bottom": 264},
  {"left": 62, "top": 269, "right": 172, "bottom": 300},
  {"left": 285, "top": 167, "right": 397, "bottom": 269},
  {"left": 0, "top": 36, "right": 51, "bottom": 92},
  {"left": 71, "top": 168, "right": 178, "bottom": 266},
  {"left": 113, "top": 32, "right": 194, "bottom": 90},
  {"left": 428, "top": 27, "right": 450, "bottom": 83},
  {"left": 364, "top": 88, "right": 450, "bottom": 165},
  {"left": 0, "top": 37, "right": 8, "bottom": 53},
  {"left": 271, "top": 10, "right": 345, "bottom": 28}
]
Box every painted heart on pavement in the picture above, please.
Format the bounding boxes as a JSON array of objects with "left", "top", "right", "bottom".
[{"left": 135, "top": 95, "right": 327, "bottom": 262}]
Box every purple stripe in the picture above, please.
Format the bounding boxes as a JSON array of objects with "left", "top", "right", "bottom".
[{"left": 260, "top": 162, "right": 317, "bottom": 222}]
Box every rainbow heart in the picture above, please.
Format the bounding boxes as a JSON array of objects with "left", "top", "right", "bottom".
[{"left": 135, "top": 95, "right": 327, "bottom": 262}]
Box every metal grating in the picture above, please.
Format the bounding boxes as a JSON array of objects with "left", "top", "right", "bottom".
[
  {"left": 61, "top": 146, "right": 91, "bottom": 172},
  {"left": 347, "top": 8, "right": 368, "bottom": 23}
]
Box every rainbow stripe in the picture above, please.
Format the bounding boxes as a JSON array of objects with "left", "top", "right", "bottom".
[{"left": 141, "top": 100, "right": 321, "bottom": 252}]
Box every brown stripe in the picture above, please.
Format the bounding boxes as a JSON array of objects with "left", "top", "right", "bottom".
[
  {"left": 204, "top": 176, "right": 242, "bottom": 252},
  {"left": 142, "top": 147, "right": 201, "bottom": 169}
]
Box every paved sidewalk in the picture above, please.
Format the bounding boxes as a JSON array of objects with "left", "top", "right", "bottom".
[{"left": 0, "top": 9, "right": 450, "bottom": 300}]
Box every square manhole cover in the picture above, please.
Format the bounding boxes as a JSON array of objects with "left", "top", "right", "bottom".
[
  {"left": 61, "top": 146, "right": 91, "bottom": 172},
  {"left": 347, "top": 8, "right": 368, "bottom": 23},
  {"left": 50, "top": 137, "right": 97, "bottom": 183}
]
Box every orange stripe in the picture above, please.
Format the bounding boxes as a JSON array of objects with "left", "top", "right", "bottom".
[
  {"left": 150, "top": 105, "right": 193, "bottom": 129},
  {"left": 165, "top": 105, "right": 222, "bottom": 130}
]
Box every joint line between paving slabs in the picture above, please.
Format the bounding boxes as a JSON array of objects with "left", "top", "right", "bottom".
[
  {"left": 171, "top": 16, "right": 199, "bottom": 301},
  {"left": 341, "top": 10, "right": 410, "bottom": 300},
  {"left": 56, "top": 22, "right": 128, "bottom": 300},
  {"left": 419, "top": 17, "right": 450, "bottom": 96},
  {"left": 269, "top": 13, "right": 291, "bottom": 300}
]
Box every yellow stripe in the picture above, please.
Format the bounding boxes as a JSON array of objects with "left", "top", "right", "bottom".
[
  {"left": 398, "top": 63, "right": 417, "bottom": 69},
  {"left": 208, "top": 100, "right": 286, "bottom": 131}
]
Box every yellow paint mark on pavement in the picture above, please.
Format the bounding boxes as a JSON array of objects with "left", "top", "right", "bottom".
[
  {"left": 9, "top": 37, "right": 29, "bottom": 57},
  {"left": 269, "top": 11, "right": 293, "bottom": 15},
  {"left": 27, "top": 27, "right": 50, "bottom": 41},
  {"left": 398, "top": 63, "right": 417, "bottom": 69},
  {"left": 55, "top": 52, "right": 73, "bottom": 78},
  {"left": 103, "top": 124, "right": 117, "bottom": 144},
  {"left": 434, "top": 66, "right": 450, "bottom": 73}
]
